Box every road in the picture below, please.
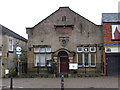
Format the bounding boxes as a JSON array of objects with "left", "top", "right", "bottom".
[{"left": 1, "top": 76, "right": 119, "bottom": 89}]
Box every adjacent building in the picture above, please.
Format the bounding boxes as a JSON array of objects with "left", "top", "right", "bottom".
[
  {"left": 102, "top": 13, "right": 120, "bottom": 76},
  {"left": 26, "top": 7, "right": 103, "bottom": 75},
  {"left": 0, "top": 24, "right": 27, "bottom": 77}
]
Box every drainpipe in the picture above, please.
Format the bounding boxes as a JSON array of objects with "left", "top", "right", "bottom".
[{"left": 101, "top": 19, "right": 106, "bottom": 75}]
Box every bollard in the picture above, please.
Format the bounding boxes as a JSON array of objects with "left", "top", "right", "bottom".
[
  {"left": 61, "top": 74, "right": 64, "bottom": 90},
  {"left": 10, "top": 77, "right": 13, "bottom": 89}
]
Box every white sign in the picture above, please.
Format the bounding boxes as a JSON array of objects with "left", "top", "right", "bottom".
[
  {"left": 16, "top": 52, "right": 22, "bottom": 55},
  {"left": 0, "top": 51, "right": 2, "bottom": 56},
  {"left": 16, "top": 46, "right": 22, "bottom": 52},
  {"left": 69, "top": 63, "right": 78, "bottom": 69},
  {"left": 5, "top": 69, "right": 9, "bottom": 75}
]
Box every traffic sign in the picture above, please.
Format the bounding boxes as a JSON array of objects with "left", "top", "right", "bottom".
[
  {"left": 18, "top": 59, "right": 21, "bottom": 62},
  {"left": 16, "top": 47, "right": 22, "bottom": 52},
  {"left": 17, "top": 54, "right": 20, "bottom": 59},
  {"left": 16, "top": 52, "right": 22, "bottom": 55}
]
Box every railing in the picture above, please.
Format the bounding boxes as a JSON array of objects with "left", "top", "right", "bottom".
[{"left": 8, "top": 62, "right": 103, "bottom": 77}]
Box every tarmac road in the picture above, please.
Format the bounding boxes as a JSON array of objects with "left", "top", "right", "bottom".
[{"left": 1, "top": 76, "right": 119, "bottom": 89}]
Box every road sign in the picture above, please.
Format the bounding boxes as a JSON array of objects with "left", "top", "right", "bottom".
[
  {"left": 18, "top": 59, "right": 21, "bottom": 62},
  {"left": 17, "top": 54, "right": 20, "bottom": 59},
  {"left": 16, "top": 52, "right": 22, "bottom": 55},
  {"left": 16, "top": 46, "right": 22, "bottom": 52}
]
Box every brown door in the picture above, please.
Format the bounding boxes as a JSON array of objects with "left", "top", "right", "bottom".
[{"left": 60, "top": 57, "right": 69, "bottom": 73}]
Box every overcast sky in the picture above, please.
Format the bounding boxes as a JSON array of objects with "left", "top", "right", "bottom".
[{"left": 0, "top": 0, "right": 120, "bottom": 39}]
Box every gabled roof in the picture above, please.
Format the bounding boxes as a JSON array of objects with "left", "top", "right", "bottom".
[
  {"left": 26, "top": 7, "right": 100, "bottom": 29},
  {"left": 102, "top": 13, "right": 120, "bottom": 22},
  {"left": 1, "top": 25, "right": 27, "bottom": 42}
]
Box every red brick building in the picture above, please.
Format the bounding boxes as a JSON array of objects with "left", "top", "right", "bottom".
[{"left": 102, "top": 13, "right": 120, "bottom": 76}]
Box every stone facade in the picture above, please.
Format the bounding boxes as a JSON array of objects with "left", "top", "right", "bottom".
[
  {"left": 0, "top": 25, "right": 27, "bottom": 77},
  {"left": 26, "top": 7, "right": 103, "bottom": 75}
]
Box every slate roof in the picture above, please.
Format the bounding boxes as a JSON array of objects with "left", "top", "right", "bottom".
[
  {"left": 102, "top": 13, "right": 120, "bottom": 22},
  {"left": 1, "top": 25, "right": 27, "bottom": 42}
]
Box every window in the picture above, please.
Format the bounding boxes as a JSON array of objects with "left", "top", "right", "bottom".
[
  {"left": 40, "top": 54, "right": 45, "bottom": 66},
  {"left": 40, "top": 48, "right": 45, "bottom": 52},
  {"left": 90, "top": 53, "right": 96, "bottom": 67},
  {"left": 84, "top": 53, "right": 89, "bottom": 67},
  {"left": 34, "top": 47, "right": 51, "bottom": 67},
  {"left": 46, "top": 47, "right": 51, "bottom": 52},
  {"left": 77, "top": 47, "right": 83, "bottom": 52},
  {"left": 9, "top": 39, "right": 13, "bottom": 51},
  {"left": 112, "top": 25, "right": 120, "bottom": 40},
  {"left": 77, "top": 47, "right": 96, "bottom": 67},
  {"left": 90, "top": 47, "right": 96, "bottom": 52},
  {"left": 34, "top": 48, "right": 39, "bottom": 52},
  {"left": 77, "top": 53, "right": 83, "bottom": 67},
  {"left": 34, "top": 54, "right": 39, "bottom": 66},
  {"left": 84, "top": 47, "right": 89, "bottom": 52}
]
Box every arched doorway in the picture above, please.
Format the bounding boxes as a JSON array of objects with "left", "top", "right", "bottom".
[{"left": 58, "top": 51, "right": 69, "bottom": 73}]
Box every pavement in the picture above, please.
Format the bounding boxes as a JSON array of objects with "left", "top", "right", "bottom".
[{"left": 1, "top": 76, "right": 119, "bottom": 89}]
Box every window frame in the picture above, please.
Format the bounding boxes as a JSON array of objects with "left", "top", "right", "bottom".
[
  {"left": 34, "top": 47, "right": 52, "bottom": 67},
  {"left": 90, "top": 53, "right": 96, "bottom": 67},
  {"left": 77, "top": 47, "right": 96, "bottom": 68},
  {"left": 34, "top": 47, "right": 40, "bottom": 53},
  {"left": 83, "top": 53, "right": 89, "bottom": 67},
  {"left": 83, "top": 47, "right": 89, "bottom": 52},
  {"left": 9, "top": 39, "right": 13, "bottom": 51},
  {"left": 90, "top": 47, "right": 96, "bottom": 52},
  {"left": 77, "top": 53, "right": 84, "bottom": 67},
  {"left": 77, "top": 47, "right": 83, "bottom": 52}
]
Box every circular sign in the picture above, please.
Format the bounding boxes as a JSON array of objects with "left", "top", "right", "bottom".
[
  {"left": 16, "top": 46, "right": 22, "bottom": 52},
  {"left": 62, "top": 40, "right": 67, "bottom": 45}
]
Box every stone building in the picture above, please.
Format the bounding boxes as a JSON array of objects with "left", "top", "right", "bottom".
[
  {"left": 102, "top": 13, "right": 120, "bottom": 76},
  {"left": 0, "top": 24, "right": 27, "bottom": 77},
  {"left": 26, "top": 7, "right": 103, "bottom": 75}
]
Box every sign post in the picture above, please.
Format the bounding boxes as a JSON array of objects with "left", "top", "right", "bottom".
[{"left": 16, "top": 46, "right": 22, "bottom": 77}]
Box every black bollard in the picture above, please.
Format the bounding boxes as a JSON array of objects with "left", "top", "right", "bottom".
[
  {"left": 61, "top": 74, "right": 64, "bottom": 90},
  {"left": 10, "top": 77, "right": 13, "bottom": 89}
]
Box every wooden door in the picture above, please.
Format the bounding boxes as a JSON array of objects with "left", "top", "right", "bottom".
[{"left": 60, "top": 57, "right": 69, "bottom": 73}]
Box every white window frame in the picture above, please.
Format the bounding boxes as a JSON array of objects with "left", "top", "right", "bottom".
[
  {"left": 83, "top": 53, "right": 89, "bottom": 67},
  {"left": 83, "top": 47, "right": 89, "bottom": 52},
  {"left": 34, "top": 47, "right": 39, "bottom": 53},
  {"left": 9, "top": 39, "right": 13, "bottom": 51},
  {"left": 34, "top": 54, "right": 40, "bottom": 66},
  {"left": 77, "top": 47, "right": 83, "bottom": 52},
  {"left": 77, "top": 53, "right": 84, "bottom": 67},
  {"left": 40, "top": 48, "right": 45, "bottom": 52},
  {"left": 90, "top": 53, "right": 96, "bottom": 67},
  {"left": 90, "top": 47, "right": 96, "bottom": 52},
  {"left": 46, "top": 47, "right": 51, "bottom": 52}
]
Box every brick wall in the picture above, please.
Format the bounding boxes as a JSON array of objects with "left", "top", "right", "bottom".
[{"left": 104, "top": 23, "right": 120, "bottom": 44}]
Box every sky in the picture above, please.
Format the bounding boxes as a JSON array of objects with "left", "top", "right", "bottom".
[{"left": 0, "top": 0, "right": 120, "bottom": 39}]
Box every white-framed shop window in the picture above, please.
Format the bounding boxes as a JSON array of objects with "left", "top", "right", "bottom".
[{"left": 9, "top": 39, "right": 13, "bottom": 51}]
